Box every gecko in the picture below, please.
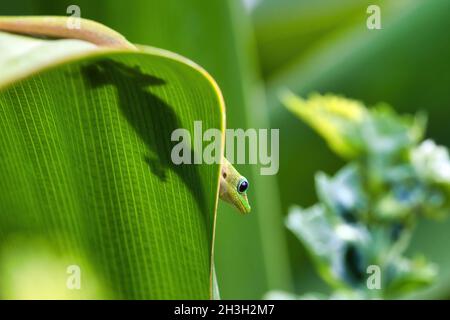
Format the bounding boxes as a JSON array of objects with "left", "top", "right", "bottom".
[{"left": 0, "top": 16, "right": 251, "bottom": 214}]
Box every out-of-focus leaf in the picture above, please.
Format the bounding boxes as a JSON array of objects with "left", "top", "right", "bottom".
[
  {"left": 281, "top": 91, "right": 365, "bottom": 159},
  {"left": 286, "top": 205, "right": 370, "bottom": 288},
  {"left": 384, "top": 256, "right": 437, "bottom": 297},
  {"left": 411, "top": 140, "right": 450, "bottom": 186},
  {"left": 315, "top": 165, "right": 367, "bottom": 224},
  {"left": 0, "top": 30, "right": 224, "bottom": 299},
  {"left": 252, "top": 0, "right": 389, "bottom": 78},
  {"left": 362, "top": 105, "right": 425, "bottom": 159},
  {"left": 282, "top": 92, "right": 426, "bottom": 162}
]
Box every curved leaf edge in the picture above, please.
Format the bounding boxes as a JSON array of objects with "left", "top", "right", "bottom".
[{"left": 0, "top": 38, "right": 226, "bottom": 299}]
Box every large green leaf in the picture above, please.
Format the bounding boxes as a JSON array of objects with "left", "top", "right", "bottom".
[
  {"left": 0, "top": 30, "right": 224, "bottom": 299},
  {"left": 55, "top": 0, "right": 292, "bottom": 298},
  {"left": 1, "top": 0, "right": 293, "bottom": 299}
]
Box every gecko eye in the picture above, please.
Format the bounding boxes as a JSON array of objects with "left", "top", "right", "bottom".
[{"left": 237, "top": 178, "right": 249, "bottom": 193}]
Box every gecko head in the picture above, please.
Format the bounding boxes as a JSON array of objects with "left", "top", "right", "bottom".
[{"left": 219, "top": 163, "right": 251, "bottom": 214}]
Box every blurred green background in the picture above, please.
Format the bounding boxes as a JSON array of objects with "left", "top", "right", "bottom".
[{"left": 2, "top": 0, "right": 449, "bottom": 299}]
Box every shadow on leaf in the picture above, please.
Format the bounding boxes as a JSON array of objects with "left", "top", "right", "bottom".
[{"left": 80, "top": 58, "right": 208, "bottom": 219}]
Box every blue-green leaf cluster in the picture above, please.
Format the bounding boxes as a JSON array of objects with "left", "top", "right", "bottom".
[{"left": 281, "top": 92, "right": 450, "bottom": 299}]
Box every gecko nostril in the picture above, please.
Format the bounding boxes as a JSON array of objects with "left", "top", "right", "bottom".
[{"left": 222, "top": 172, "right": 227, "bottom": 179}]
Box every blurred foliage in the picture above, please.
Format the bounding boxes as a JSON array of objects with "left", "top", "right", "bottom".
[
  {"left": 270, "top": 93, "right": 450, "bottom": 299},
  {"left": 262, "top": 0, "right": 450, "bottom": 299},
  {"left": 252, "top": 0, "right": 389, "bottom": 79}
]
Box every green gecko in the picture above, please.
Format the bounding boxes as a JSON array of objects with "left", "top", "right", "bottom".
[
  {"left": 0, "top": 16, "right": 251, "bottom": 214},
  {"left": 220, "top": 158, "right": 251, "bottom": 214}
]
